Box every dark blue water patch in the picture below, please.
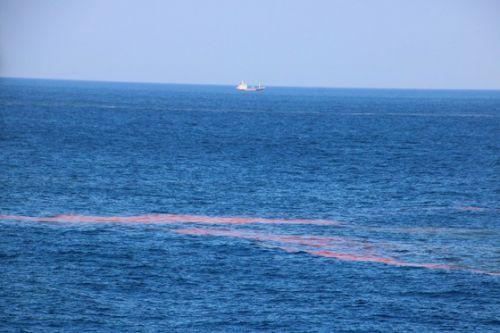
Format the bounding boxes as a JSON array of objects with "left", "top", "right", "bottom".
[
  {"left": 1, "top": 78, "right": 499, "bottom": 332},
  {"left": 1, "top": 221, "right": 499, "bottom": 332}
]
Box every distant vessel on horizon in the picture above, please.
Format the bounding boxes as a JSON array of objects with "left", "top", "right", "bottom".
[{"left": 236, "top": 81, "right": 265, "bottom": 91}]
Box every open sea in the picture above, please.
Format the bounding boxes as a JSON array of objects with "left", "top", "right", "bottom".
[{"left": 0, "top": 78, "right": 499, "bottom": 332}]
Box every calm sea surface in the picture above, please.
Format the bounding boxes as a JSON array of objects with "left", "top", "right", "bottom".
[{"left": 1, "top": 78, "right": 499, "bottom": 332}]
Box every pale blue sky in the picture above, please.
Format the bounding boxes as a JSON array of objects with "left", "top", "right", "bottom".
[{"left": 1, "top": 0, "right": 499, "bottom": 89}]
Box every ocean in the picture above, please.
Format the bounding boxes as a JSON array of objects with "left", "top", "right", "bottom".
[{"left": 1, "top": 78, "right": 499, "bottom": 332}]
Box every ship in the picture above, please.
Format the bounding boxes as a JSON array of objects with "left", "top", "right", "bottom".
[{"left": 236, "top": 81, "right": 265, "bottom": 91}]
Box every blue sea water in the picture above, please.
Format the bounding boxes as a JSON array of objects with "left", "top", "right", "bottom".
[{"left": 0, "top": 78, "right": 499, "bottom": 332}]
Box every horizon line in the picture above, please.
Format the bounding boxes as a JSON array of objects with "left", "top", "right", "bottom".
[{"left": 1, "top": 75, "right": 500, "bottom": 92}]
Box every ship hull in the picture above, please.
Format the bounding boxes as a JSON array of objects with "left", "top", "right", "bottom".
[{"left": 236, "top": 87, "right": 265, "bottom": 91}]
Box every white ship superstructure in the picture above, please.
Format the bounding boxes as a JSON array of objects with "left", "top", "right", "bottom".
[{"left": 236, "top": 81, "right": 265, "bottom": 91}]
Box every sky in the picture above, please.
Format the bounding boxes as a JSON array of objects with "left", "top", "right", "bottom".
[{"left": 1, "top": 0, "right": 499, "bottom": 89}]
